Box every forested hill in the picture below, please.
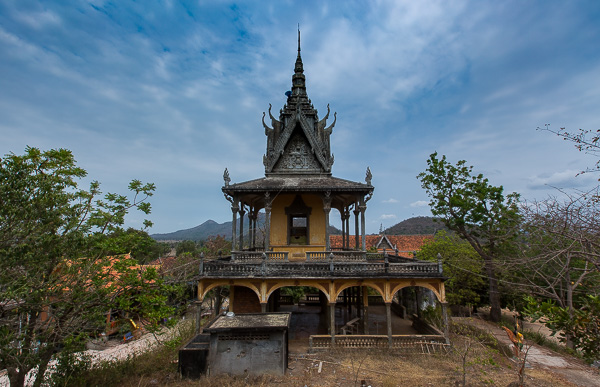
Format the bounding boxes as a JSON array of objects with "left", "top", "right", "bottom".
[
  {"left": 151, "top": 220, "right": 232, "bottom": 241},
  {"left": 384, "top": 216, "right": 447, "bottom": 235},
  {"left": 151, "top": 216, "right": 342, "bottom": 242}
]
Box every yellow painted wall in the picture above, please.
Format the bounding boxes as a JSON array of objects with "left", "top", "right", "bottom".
[{"left": 270, "top": 194, "right": 326, "bottom": 260}]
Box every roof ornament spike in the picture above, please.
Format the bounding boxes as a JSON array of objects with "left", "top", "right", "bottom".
[
  {"left": 298, "top": 24, "right": 301, "bottom": 55},
  {"left": 223, "top": 168, "right": 231, "bottom": 187}
]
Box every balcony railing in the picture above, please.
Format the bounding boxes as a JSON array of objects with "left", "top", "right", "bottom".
[
  {"left": 197, "top": 259, "right": 442, "bottom": 278},
  {"left": 309, "top": 334, "right": 449, "bottom": 352},
  {"left": 231, "top": 251, "right": 289, "bottom": 262},
  {"left": 306, "top": 251, "right": 366, "bottom": 261}
]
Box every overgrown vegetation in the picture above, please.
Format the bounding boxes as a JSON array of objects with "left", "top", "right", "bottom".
[{"left": 0, "top": 148, "right": 181, "bottom": 387}]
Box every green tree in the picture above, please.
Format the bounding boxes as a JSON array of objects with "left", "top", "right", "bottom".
[
  {"left": 176, "top": 240, "right": 198, "bottom": 256},
  {"left": 108, "top": 227, "right": 170, "bottom": 264},
  {"left": 417, "top": 152, "right": 520, "bottom": 322},
  {"left": 417, "top": 231, "right": 487, "bottom": 309},
  {"left": 0, "top": 147, "right": 174, "bottom": 387},
  {"left": 524, "top": 295, "right": 600, "bottom": 361},
  {"left": 200, "top": 234, "right": 232, "bottom": 257}
]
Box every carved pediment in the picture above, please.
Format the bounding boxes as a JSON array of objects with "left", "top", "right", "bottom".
[
  {"left": 262, "top": 31, "right": 336, "bottom": 176},
  {"left": 273, "top": 131, "right": 321, "bottom": 173}
]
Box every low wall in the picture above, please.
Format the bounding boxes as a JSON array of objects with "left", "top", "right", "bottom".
[{"left": 309, "top": 334, "right": 448, "bottom": 353}]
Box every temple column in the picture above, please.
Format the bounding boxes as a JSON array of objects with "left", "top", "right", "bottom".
[
  {"left": 344, "top": 209, "right": 350, "bottom": 249},
  {"left": 357, "top": 286, "right": 363, "bottom": 319},
  {"left": 323, "top": 193, "right": 331, "bottom": 251},
  {"left": 261, "top": 303, "right": 268, "bottom": 313},
  {"left": 238, "top": 206, "right": 245, "bottom": 251},
  {"left": 231, "top": 201, "right": 239, "bottom": 252},
  {"left": 252, "top": 212, "right": 257, "bottom": 249},
  {"left": 329, "top": 302, "right": 336, "bottom": 344},
  {"left": 248, "top": 207, "right": 255, "bottom": 249},
  {"left": 385, "top": 302, "right": 393, "bottom": 347},
  {"left": 416, "top": 287, "right": 422, "bottom": 318},
  {"left": 264, "top": 192, "right": 271, "bottom": 251},
  {"left": 362, "top": 286, "right": 369, "bottom": 334},
  {"left": 354, "top": 206, "right": 360, "bottom": 250},
  {"left": 347, "top": 288, "right": 352, "bottom": 316},
  {"left": 340, "top": 209, "right": 346, "bottom": 249},
  {"left": 359, "top": 199, "right": 367, "bottom": 251}
]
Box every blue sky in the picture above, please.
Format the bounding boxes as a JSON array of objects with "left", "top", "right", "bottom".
[{"left": 2, "top": 1, "right": 600, "bottom": 235}]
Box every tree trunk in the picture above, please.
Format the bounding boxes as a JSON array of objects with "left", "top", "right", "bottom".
[
  {"left": 565, "top": 278, "right": 575, "bottom": 349},
  {"left": 214, "top": 288, "right": 222, "bottom": 317},
  {"left": 483, "top": 256, "right": 501, "bottom": 322},
  {"left": 32, "top": 348, "right": 54, "bottom": 387},
  {"left": 8, "top": 366, "right": 26, "bottom": 387}
]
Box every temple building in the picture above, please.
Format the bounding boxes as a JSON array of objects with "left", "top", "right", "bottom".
[{"left": 196, "top": 32, "right": 448, "bottom": 350}]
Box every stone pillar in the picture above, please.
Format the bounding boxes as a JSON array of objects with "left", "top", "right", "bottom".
[
  {"left": 248, "top": 207, "right": 254, "bottom": 249},
  {"left": 385, "top": 302, "right": 393, "bottom": 347},
  {"left": 231, "top": 202, "right": 239, "bottom": 252},
  {"left": 348, "top": 287, "right": 353, "bottom": 316},
  {"left": 264, "top": 192, "right": 271, "bottom": 251},
  {"left": 341, "top": 209, "right": 346, "bottom": 249},
  {"left": 344, "top": 209, "right": 350, "bottom": 249},
  {"left": 362, "top": 286, "right": 369, "bottom": 334},
  {"left": 239, "top": 207, "right": 245, "bottom": 251},
  {"left": 330, "top": 303, "right": 336, "bottom": 344},
  {"left": 252, "top": 211, "right": 258, "bottom": 249},
  {"left": 354, "top": 207, "right": 360, "bottom": 250},
  {"left": 416, "top": 287, "right": 423, "bottom": 318},
  {"left": 359, "top": 202, "right": 367, "bottom": 251},
  {"left": 323, "top": 194, "right": 331, "bottom": 251},
  {"left": 357, "top": 286, "right": 363, "bottom": 319},
  {"left": 261, "top": 303, "right": 267, "bottom": 313}
]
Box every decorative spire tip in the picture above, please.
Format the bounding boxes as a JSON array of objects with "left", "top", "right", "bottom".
[{"left": 297, "top": 24, "right": 301, "bottom": 55}]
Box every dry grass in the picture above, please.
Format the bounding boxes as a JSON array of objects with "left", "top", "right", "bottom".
[
  {"left": 71, "top": 323, "right": 579, "bottom": 387},
  {"left": 109, "top": 343, "right": 575, "bottom": 387}
]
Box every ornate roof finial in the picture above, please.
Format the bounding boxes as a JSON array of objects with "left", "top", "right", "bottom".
[
  {"left": 298, "top": 24, "right": 301, "bottom": 56},
  {"left": 223, "top": 168, "right": 231, "bottom": 187},
  {"left": 365, "top": 167, "right": 372, "bottom": 186}
]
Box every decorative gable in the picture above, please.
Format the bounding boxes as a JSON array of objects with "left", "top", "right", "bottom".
[
  {"left": 261, "top": 31, "right": 336, "bottom": 176},
  {"left": 273, "top": 130, "right": 321, "bottom": 173}
]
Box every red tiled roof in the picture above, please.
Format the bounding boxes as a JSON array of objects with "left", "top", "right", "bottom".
[
  {"left": 149, "top": 255, "right": 198, "bottom": 273},
  {"left": 329, "top": 234, "right": 433, "bottom": 253}
]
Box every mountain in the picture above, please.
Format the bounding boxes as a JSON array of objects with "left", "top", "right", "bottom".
[
  {"left": 151, "top": 216, "right": 342, "bottom": 242},
  {"left": 384, "top": 216, "right": 447, "bottom": 235},
  {"left": 151, "top": 220, "right": 232, "bottom": 241}
]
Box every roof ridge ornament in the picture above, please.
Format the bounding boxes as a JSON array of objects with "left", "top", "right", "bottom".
[
  {"left": 223, "top": 168, "right": 231, "bottom": 187},
  {"left": 365, "top": 167, "right": 372, "bottom": 186}
]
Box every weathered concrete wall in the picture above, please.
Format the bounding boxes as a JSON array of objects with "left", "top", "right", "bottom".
[{"left": 207, "top": 331, "right": 287, "bottom": 376}]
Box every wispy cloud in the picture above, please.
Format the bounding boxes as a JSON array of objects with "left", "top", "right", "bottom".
[{"left": 1, "top": 1, "right": 599, "bottom": 234}]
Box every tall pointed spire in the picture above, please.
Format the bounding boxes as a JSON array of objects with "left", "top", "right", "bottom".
[
  {"left": 262, "top": 30, "right": 336, "bottom": 176},
  {"left": 292, "top": 26, "right": 306, "bottom": 97},
  {"left": 297, "top": 24, "right": 301, "bottom": 56}
]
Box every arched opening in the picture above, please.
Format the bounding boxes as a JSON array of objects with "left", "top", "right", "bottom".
[
  {"left": 229, "top": 285, "right": 262, "bottom": 314},
  {"left": 390, "top": 284, "right": 445, "bottom": 336},
  {"left": 265, "top": 286, "right": 330, "bottom": 343}
]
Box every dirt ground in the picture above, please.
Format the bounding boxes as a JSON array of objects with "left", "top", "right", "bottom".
[
  {"left": 455, "top": 316, "right": 600, "bottom": 387},
  {"left": 3, "top": 312, "right": 598, "bottom": 387}
]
